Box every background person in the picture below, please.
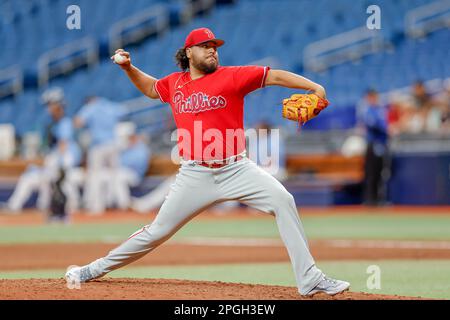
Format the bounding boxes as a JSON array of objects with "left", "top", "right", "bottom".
[
  {"left": 74, "top": 96, "right": 126, "bottom": 214},
  {"left": 7, "top": 88, "right": 81, "bottom": 219},
  {"left": 106, "top": 134, "right": 151, "bottom": 210},
  {"left": 360, "top": 89, "right": 389, "bottom": 206}
]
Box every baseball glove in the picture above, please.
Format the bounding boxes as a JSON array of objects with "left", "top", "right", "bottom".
[{"left": 282, "top": 93, "right": 329, "bottom": 125}]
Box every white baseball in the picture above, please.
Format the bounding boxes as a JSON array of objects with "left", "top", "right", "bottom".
[{"left": 114, "top": 53, "right": 127, "bottom": 64}]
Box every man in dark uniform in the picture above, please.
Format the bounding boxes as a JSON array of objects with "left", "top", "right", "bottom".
[{"left": 361, "top": 89, "right": 389, "bottom": 206}]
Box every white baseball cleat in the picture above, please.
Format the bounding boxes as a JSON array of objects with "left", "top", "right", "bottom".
[
  {"left": 304, "top": 275, "right": 350, "bottom": 296},
  {"left": 65, "top": 265, "right": 95, "bottom": 284}
]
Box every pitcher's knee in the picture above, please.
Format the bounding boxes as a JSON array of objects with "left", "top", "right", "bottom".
[
  {"left": 146, "top": 223, "right": 175, "bottom": 244},
  {"left": 271, "top": 189, "right": 296, "bottom": 210}
]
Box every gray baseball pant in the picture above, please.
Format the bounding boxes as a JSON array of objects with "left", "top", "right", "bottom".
[{"left": 86, "top": 157, "right": 323, "bottom": 294}]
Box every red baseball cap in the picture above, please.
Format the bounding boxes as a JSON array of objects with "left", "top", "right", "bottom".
[{"left": 184, "top": 28, "right": 225, "bottom": 49}]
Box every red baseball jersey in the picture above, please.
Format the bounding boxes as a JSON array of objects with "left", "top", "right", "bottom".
[{"left": 154, "top": 66, "right": 270, "bottom": 161}]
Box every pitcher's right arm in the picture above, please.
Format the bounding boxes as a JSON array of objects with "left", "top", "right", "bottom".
[{"left": 112, "top": 49, "right": 159, "bottom": 99}]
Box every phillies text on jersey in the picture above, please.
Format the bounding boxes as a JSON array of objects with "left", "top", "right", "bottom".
[{"left": 154, "top": 65, "right": 270, "bottom": 160}]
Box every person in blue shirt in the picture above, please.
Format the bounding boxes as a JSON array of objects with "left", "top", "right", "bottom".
[
  {"left": 75, "top": 96, "right": 126, "bottom": 148},
  {"left": 106, "top": 134, "right": 151, "bottom": 210},
  {"left": 120, "top": 135, "right": 151, "bottom": 179},
  {"left": 74, "top": 96, "right": 126, "bottom": 214},
  {"left": 42, "top": 90, "right": 82, "bottom": 169},
  {"left": 360, "top": 89, "right": 389, "bottom": 206},
  {"left": 7, "top": 88, "right": 81, "bottom": 217}
]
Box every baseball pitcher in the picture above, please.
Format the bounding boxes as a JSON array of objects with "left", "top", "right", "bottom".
[{"left": 66, "top": 28, "right": 350, "bottom": 296}]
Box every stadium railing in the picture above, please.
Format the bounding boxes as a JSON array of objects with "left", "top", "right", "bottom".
[
  {"left": 37, "top": 36, "right": 99, "bottom": 87},
  {"left": 0, "top": 65, "right": 23, "bottom": 99},
  {"left": 405, "top": 0, "right": 450, "bottom": 38},
  {"left": 108, "top": 5, "right": 170, "bottom": 56},
  {"left": 303, "top": 26, "right": 389, "bottom": 73},
  {"left": 182, "top": 0, "right": 217, "bottom": 23},
  {"left": 108, "top": 0, "right": 217, "bottom": 56},
  {"left": 122, "top": 96, "right": 171, "bottom": 137}
]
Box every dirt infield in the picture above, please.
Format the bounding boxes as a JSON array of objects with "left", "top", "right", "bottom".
[
  {"left": 2, "top": 208, "right": 448, "bottom": 300},
  {"left": 1, "top": 239, "right": 450, "bottom": 271},
  {"left": 1, "top": 239, "right": 446, "bottom": 299},
  {"left": 0, "top": 278, "right": 424, "bottom": 300}
]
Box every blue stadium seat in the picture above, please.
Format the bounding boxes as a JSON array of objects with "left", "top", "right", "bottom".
[{"left": 1, "top": 0, "right": 449, "bottom": 135}]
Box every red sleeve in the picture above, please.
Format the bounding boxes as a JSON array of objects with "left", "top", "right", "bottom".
[
  {"left": 154, "top": 75, "right": 171, "bottom": 103},
  {"left": 233, "top": 66, "right": 270, "bottom": 96}
]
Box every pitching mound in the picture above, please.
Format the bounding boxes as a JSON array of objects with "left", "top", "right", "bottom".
[{"left": 0, "top": 278, "right": 422, "bottom": 300}]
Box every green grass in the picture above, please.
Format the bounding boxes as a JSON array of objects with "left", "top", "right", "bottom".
[
  {"left": 301, "top": 215, "right": 450, "bottom": 240},
  {"left": 1, "top": 260, "right": 449, "bottom": 299},
  {"left": 0, "top": 223, "right": 143, "bottom": 244},
  {"left": 1, "top": 214, "right": 450, "bottom": 244}
]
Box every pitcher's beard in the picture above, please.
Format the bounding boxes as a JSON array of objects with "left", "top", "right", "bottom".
[{"left": 193, "top": 58, "right": 218, "bottom": 74}]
